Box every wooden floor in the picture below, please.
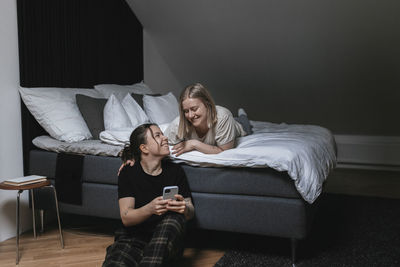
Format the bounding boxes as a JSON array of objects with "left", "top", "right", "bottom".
[
  {"left": 0, "top": 225, "right": 225, "bottom": 267},
  {"left": 1, "top": 167, "right": 399, "bottom": 266},
  {"left": 0, "top": 228, "right": 112, "bottom": 267}
]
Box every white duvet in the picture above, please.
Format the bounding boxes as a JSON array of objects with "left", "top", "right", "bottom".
[{"left": 98, "top": 121, "right": 337, "bottom": 203}]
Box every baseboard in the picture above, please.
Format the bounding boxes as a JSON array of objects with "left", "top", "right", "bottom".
[
  {"left": 334, "top": 135, "right": 400, "bottom": 170},
  {"left": 325, "top": 167, "right": 400, "bottom": 199}
]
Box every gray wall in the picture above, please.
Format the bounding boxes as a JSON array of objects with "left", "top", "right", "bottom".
[{"left": 126, "top": 0, "right": 400, "bottom": 136}]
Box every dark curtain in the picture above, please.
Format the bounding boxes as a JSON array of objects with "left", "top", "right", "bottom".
[
  {"left": 17, "top": 0, "right": 143, "bottom": 88},
  {"left": 17, "top": 0, "right": 143, "bottom": 174}
]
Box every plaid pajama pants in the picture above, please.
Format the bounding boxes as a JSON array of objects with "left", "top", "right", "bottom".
[{"left": 103, "top": 213, "right": 186, "bottom": 267}]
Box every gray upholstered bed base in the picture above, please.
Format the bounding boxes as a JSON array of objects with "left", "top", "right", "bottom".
[
  {"left": 35, "top": 183, "right": 313, "bottom": 239},
  {"left": 29, "top": 149, "right": 319, "bottom": 264}
]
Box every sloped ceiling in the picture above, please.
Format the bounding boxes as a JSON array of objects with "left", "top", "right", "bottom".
[{"left": 125, "top": 0, "right": 400, "bottom": 135}]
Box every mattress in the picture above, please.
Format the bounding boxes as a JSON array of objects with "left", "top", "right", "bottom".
[{"left": 32, "top": 120, "right": 336, "bottom": 203}]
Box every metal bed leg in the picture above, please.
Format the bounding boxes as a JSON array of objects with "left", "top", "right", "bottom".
[
  {"left": 50, "top": 185, "right": 64, "bottom": 248},
  {"left": 291, "top": 238, "right": 297, "bottom": 267},
  {"left": 16, "top": 190, "right": 23, "bottom": 265},
  {"left": 31, "top": 189, "right": 36, "bottom": 239}
]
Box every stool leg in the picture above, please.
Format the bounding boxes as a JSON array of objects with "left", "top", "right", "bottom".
[
  {"left": 16, "top": 190, "right": 23, "bottom": 265},
  {"left": 40, "top": 210, "right": 44, "bottom": 233},
  {"left": 50, "top": 185, "right": 64, "bottom": 248},
  {"left": 31, "top": 189, "right": 36, "bottom": 239}
]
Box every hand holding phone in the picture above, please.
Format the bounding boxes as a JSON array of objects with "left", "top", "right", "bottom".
[{"left": 162, "top": 186, "right": 179, "bottom": 200}]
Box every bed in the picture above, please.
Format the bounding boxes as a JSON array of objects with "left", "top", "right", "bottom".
[
  {"left": 16, "top": 3, "right": 337, "bottom": 264},
  {"left": 20, "top": 86, "right": 336, "bottom": 266}
]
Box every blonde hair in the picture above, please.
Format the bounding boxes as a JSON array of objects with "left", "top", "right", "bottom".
[{"left": 178, "top": 83, "right": 217, "bottom": 139}]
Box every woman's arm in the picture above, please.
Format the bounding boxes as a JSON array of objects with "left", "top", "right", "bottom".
[
  {"left": 119, "top": 196, "right": 169, "bottom": 227},
  {"left": 117, "top": 160, "right": 135, "bottom": 175},
  {"left": 183, "top": 197, "right": 195, "bottom": 220},
  {"left": 166, "top": 195, "right": 195, "bottom": 220},
  {"left": 172, "top": 139, "right": 234, "bottom": 156}
]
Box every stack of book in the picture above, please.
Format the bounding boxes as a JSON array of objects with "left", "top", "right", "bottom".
[{"left": 3, "top": 175, "right": 47, "bottom": 186}]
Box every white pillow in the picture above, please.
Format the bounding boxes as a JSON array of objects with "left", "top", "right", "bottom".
[
  {"left": 94, "top": 82, "right": 154, "bottom": 101},
  {"left": 143, "top": 92, "right": 179, "bottom": 125},
  {"left": 19, "top": 87, "right": 101, "bottom": 142},
  {"left": 121, "top": 94, "right": 149, "bottom": 128},
  {"left": 104, "top": 94, "right": 132, "bottom": 130}
]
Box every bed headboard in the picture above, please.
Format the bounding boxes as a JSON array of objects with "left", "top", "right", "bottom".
[{"left": 17, "top": 0, "right": 143, "bottom": 174}]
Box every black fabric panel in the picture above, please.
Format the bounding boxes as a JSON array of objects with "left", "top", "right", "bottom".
[
  {"left": 17, "top": 0, "right": 143, "bottom": 88},
  {"left": 55, "top": 153, "right": 84, "bottom": 205}
]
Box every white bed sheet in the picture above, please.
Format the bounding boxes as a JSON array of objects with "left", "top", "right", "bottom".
[{"left": 33, "top": 136, "right": 122, "bottom": 157}]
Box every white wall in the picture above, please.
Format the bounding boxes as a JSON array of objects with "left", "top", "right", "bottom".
[{"left": 0, "top": 0, "right": 30, "bottom": 242}]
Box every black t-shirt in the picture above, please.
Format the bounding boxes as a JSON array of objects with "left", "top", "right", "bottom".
[{"left": 118, "top": 159, "right": 191, "bottom": 237}]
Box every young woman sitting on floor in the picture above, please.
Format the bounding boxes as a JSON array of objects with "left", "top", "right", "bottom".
[{"left": 103, "top": 123, "right": 194, "bottom": 267}]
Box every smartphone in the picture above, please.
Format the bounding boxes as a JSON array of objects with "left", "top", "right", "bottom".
[{"left": 162, "top": 186, "right": 179, "bottom": 200}]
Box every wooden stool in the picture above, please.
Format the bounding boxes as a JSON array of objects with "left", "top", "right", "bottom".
[{"left": 0, "top": 180, "right": 64, "bottom": 264}]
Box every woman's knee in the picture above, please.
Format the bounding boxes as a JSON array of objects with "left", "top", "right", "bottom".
[{"left": 162, "top": 213, "right": 186, "bottom": 234}]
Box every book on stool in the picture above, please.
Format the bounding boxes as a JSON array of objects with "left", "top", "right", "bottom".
[{"left": 4, "top": 175, "right": 47, "bottom": 186}]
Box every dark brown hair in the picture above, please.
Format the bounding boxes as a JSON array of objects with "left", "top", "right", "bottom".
[{"left": 120, "top": 123, "right": 157, "bottom": 162}]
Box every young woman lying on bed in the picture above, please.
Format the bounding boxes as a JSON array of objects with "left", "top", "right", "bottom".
[
  {"left": 166, "top": 82, "right": 247, "bottom": 155},
  {"left": 119, "top": 83, "right": 249, "bottom": 171},
  {"left": 103, "top": 123, "right": 194, "bottom": 266}
]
